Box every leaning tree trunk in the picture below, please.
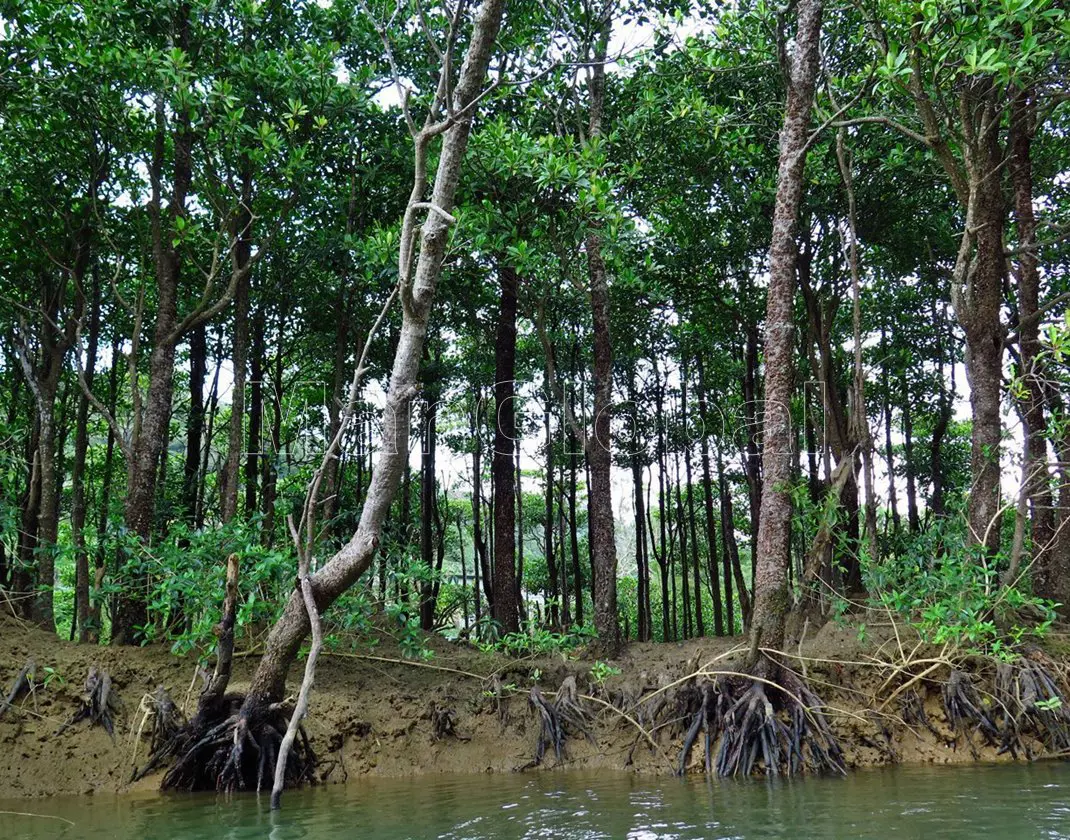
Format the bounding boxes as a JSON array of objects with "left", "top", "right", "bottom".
[
  {"left": 749, "top": 0, "right": 823, "bottom": 661},
  {"left": 234, "top": 0, "right": 506, "bottom": 726}
]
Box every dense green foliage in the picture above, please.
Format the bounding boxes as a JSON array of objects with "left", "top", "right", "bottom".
[{"left": 1, "top": 0, "right": 1069, "bottom": 665}]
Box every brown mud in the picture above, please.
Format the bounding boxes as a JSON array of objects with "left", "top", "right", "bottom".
[{"left": 1, "top": 610, "right": 1066, "bottom": 798}]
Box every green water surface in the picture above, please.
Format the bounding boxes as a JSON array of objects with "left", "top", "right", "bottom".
[{"left": 2, "top": 763, "right": 1069, "bottom": 839}]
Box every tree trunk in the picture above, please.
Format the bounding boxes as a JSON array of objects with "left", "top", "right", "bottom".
[
  {"left": 696, "top": 357, "right": 725, "bottom": 635},
  {"left": 901, "top": 377, "right": 920, "bottom": 534},
  {"left": 72, "top": 272, "right": 102, "bottom": 641},
  {"left": 1009, "top": 88, "right": 1060, "bottom": 600},
  {"left": 930, "top": 304, "right": 953, "bottom": 520},
  {"left": 491, "top": 265, "right": 520, "bottom": 633},
  {"left": 515, "top": 442, "right": 526, "bottom": 622},
  {"left": 114, "top": 89, "right": 195, "bottom": 645},
  {"left": 629, "top": 375, "right": 650, "bottom": 641},
  {"left": 742, "top": 323, "right": 762, "bottom": 583},
  {"left": 544, "top": 387, "right": 560, "bottom": 627},
  {"left": 675, "top": 446, "right": 691, "bottom": 639},
  {"left": 568, "top": 417, "right": 583, "bottom": 626},
  {"left": 182, "top": 324, "right": 207, "bottom": 524},
  {"left": 749, "top": 0, "right": 823, "bottom": 661},
  {"left": 419, "top": 391, "right": 438, "bottom": 631},
  {"left": 88, "top": 338, "right": 121, "bottom": 642},
  {"left": 222, "top": 177, "right": 253, "bottom": 524},
  {"left": 239, "top": 0, "right": 506, "bottom": 710},
  {"left": 245, "top": 292, "right": 264, "bottom": 516}
]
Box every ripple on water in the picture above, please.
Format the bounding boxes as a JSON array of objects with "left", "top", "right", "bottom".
[{"left": 2, "top": 763, "right": 1070, "bottom": 839}]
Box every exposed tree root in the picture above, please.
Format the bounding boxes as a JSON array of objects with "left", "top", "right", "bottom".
[
  {"left": 429, "top": 702, "right": 470, "bottom": 741},
  {"left": 526, "top": 676, "right": 592, "bottom": 768},
  {"left": 145, "top": 553, "right": 314, "bottom": 793},
  {"left": 55, "top": 666, "right": 120, "bottom": 739},
  {"left": 0, "top": 658, "right": 36, "bottom": 719},
  {"left": 993, "top": 649, "right": 1070, "bottom": 758},
  {"left": 130, "top": 686, "right": 186, "bottom": 782},
  {"left": 898, "top": 689, "right": 941, "bottom": 741},
  {"left": 676, "top": 668, "right": 846, "bottom": 778},
  {"left": 158, "top": 698, "right": 315, "bottom": 793},
  {"left": 941, "top": 669, "right": 998, "bottom": 757}
]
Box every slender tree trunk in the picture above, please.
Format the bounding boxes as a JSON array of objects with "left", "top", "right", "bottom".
[
  {"left": 419, "top": 393, "right": 438, "bottom": 631},
  {"left": 515, "top": 442, "right": 526, "bottom": 621},
  {"left": 696, "top": 357, "right": 725, "bottom": 635},
  {"left": 901, "top": 377, "right": 920, "bottom": 534},
  {"left": 581, "top": 17, "right": 620, "bottom": 650},
  {"left": 568, "top": 420, "right": 583, "bottom": 625},
  {"left": 222, "top": 176, "right": 253, "bottom": 524},
  {"left": 749, "top": 0, "right": 823, "bottom": 662},
  {"left": 72, "top": 272, "right": 101, "bottom": 641},
  {"left": 245, "top": 293, "right": 264, "bottom": 516},
  {"left": 15, "top": 425, "right": 41, "bottom": 620},
  {"left": 88, "top": 339, "right": 120, "bottom": 642},
  {"left": 947, "top": 88, "right": 1006, "bottom": 557},
  {"left": 1009, "top": 88, "right": 1060, "bottom": 600},
  {"left": 492, "top": 265, "right": 520, "bottom": 633},
  {"left": 262, "top": 330, "right": 284, "bottom": 545},
  {"left": 629, "top": 375, "right": 650, "bottom": 641},
  {"left": 716, "top": 444, "right": 748, "bottom": 630},
  {"left": 115, "top": 91, "right": 194, "bottom": 645},
  {"left": 544, "top": 388, "right": 560, "bottom": 626},
  {"left": 675, "top": 446, "right": 691, "bottom": 639},
  {"left": 930, "top": 305, "right": 952, "bottom": 520},
  {"left": 558, "top": 456, "right": 571, "bottom": 628},
  {"left": 742, "top": 324, "right": 762, "bottom": 580},
  {"left": 182, "top": 324, "right": 207, "bottom": 524},
  {"left": 470, "top": 391, "right": 492, "bottom": 609},
  {"left": 241, "top": 0, "right": 505, "bottom": 707}
]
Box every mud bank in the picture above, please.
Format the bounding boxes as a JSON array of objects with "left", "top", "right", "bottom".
[{"left": 0, "top": 611, "right": 1062, "bottom": 798}]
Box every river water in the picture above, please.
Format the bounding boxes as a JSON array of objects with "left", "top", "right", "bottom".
[{"left": 2, "top": 763, "right": 1069, "bottom": 839}]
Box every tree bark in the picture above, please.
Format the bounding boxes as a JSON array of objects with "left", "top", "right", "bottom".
[
  {"left": 749, "top": 0, "right": 823, "bottom": 661},
  {"left": 245, "top": 291, "right": 264, "bottom": 516},
  {"left": 544, "top": 386, "right": 560, "bottom": 626},
  {"left": 492, "top": 264, "right": 520, "bottom": 633},
  {"left": 696, "top": 356, "right": 725, "bottom": 635},
  {"left": 182, "top": 324, "right": 207, "bottom": 524},
  {"left": 222, "top": 175, "right": 253, "bottom": 524},
  {"left": 1009, "top": 88, "right": 1060, "bottom": 600},
  {"left": 72, "top": 272, "right": 101, "bottom": 640},
  {"left": 419, "top": 390, "right": 438, "bottom": 631}
]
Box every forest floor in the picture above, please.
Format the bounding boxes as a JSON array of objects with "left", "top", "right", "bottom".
[{"left": 1, "top": 608, "right": 1063, "bottom": 798}]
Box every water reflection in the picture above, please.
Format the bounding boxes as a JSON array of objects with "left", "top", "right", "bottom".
[{"left": 2, "top": 763, "right": 1069, "bottom": 839}]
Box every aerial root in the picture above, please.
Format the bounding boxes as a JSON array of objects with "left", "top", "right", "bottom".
[
  {"left": 429, "top": 702, "right": 470, "bottom": 742},
  {"left": 130, "top": 686, "right": 186, "bottom": 781},
  {"left": 676, "top": 670, "right": 845, "bottom": 778},
  {"left": 898, "top": 689, "right": 941, "bottom": 740},
  {"left": 941, "top": 669, "right": 998, "bottom": 758},
  {"left": 55, "top": 666, "right": 120, "bottom": 739},
  {"left": 156, "top": 698, "right": 315, "bottom": 793},
  {"left": 994, "top": 649, "right": 1070, "bottom": 758},
  {"left": 526, "top": 675, "right": 592, "bottom": 768}
]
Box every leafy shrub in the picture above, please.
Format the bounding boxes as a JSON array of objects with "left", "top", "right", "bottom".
[{"left": 863, "top": 509, "right": 1057, "bottom": 658}]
